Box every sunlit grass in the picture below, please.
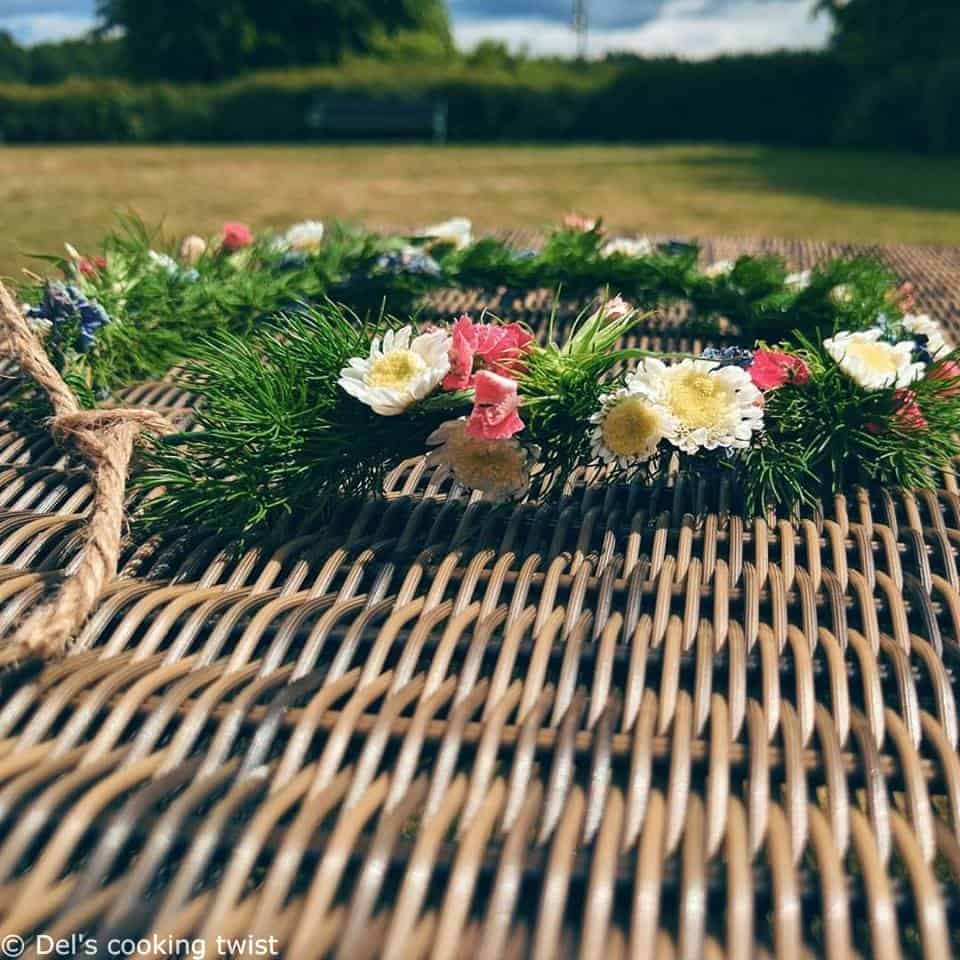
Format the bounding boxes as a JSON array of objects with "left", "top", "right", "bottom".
[{"left": 2, "top": 142, "right": 959, "bottom": 276}]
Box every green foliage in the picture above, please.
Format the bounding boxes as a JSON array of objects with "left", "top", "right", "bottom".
[
  {"left": 132, "top": 299, "right": 960, "bottom": 538},
  {"left": 742, "top": 334, "right": 960, "bottom": 512},
  {"left": 688, "top": 255, "right": 898, "bottom": 344},
  {"left": 135, "top": 305, "right": 467, "bottom": 537},
  {"left": 0, "top": 30, "right": 123, "bottom": 85},
  {"left": 0, "top": 48, "right": 949, "bottom": 151},
  {"left": 17, "top": 217, "right": 378, "bottom": 395},
  {"left": 588, "top": 52, "right": 851, "bottom": 147},
  {"left": 464, "top": 40, "right": 525, "bottom": 71},
  {"left": 833, "top": 61, "right": 960, "bottom": 151},
  {"left": 816, "top": 0, "right": 960, "bottom": 151},
  {"left": 1, "top": 9, "right": 958, "bottom": 153},
  {"left": 350, "top": 230, "right": 898, "bottom": 345},
  {"left": 519, "top": 303, "right": 639, "bottom": 488},
  {"left": 817, "top": 0, "right": 960, "bottom": 74},
  {"left": 2, "top": 45, "right": 946, "bottom": 150},
  {"left": 16, "top": 216, "right": 901, "bottom": 405},
  {"left": 137, "top": 302, "right": 652, "bottom": 537},
  {"left": 0, "top": 31, "right": 25, "bottom": 83},
  {"left": 0, "top": 51, "right": 839, "bottom": 145},
  {"left": 98, "top": 0, "right": 452, "bottom": 82}
]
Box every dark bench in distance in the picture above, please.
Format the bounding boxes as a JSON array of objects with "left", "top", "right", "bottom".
[{"left": 306, "top": 97, "right": 448, "bottom": 143}]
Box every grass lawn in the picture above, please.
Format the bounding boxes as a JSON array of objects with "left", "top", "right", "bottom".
[{"left": 1, "top": 142, "right": 959, "bottom": 276}]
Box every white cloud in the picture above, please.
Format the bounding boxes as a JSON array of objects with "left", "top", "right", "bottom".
[
  {"left": 0, "top": 12, "right": 95, "bottom": 44},
  {"left": 455, "top": 0, "right": 831, "bottom": 59}
]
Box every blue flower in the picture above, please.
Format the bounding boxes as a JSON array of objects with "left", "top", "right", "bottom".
[
  {"left": 27, "top": 281, "right": 111, "bottom": 353},
  {"left": 912, "top": 337, "right": 933, "bottom": 365},
  {"left": 375, "top": 248, "right": 443, "bottom": 279},
  {"left": 701, "top": 346, "right": 755, "bottom": 369}
]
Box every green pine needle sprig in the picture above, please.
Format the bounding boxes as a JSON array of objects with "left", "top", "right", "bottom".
[
  {"left": 741, "top": 335, "right": 960, "bottom": 512},
  {"left": 134, "top": 303, "right": 469, "bottom": 538},
  {"left": 14, "top": 216, "right": 904, "bottom": 409}
]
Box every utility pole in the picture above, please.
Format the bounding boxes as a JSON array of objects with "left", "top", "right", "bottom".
[{"left": 573, "top": 0, "right": 588, "bottom": 59}]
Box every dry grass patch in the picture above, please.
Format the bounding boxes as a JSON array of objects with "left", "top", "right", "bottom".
[{"left": 2, "top": 143, "right": 959, "bottom": 275}]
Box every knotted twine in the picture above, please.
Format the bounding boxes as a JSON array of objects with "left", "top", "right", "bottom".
[{"left": 0, "top": 280, "right": 171, "bottom": 658}]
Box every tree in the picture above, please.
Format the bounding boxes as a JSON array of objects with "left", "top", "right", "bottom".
[
  {"left": 816, "top": 0, "right": 960, "bottom": 151},
  {"left": 251, "top": 0, "right": 451, "bottom": 68},
  {"left": 0, "top": 31, "right": 27, "bottom": 83},
  {"left": 97, "top": 1, "right": 260, "bottom": 83},
  {"left": 27, "top": 36, "right": 125, "bottom": 84},
  {"left": 816, "top": 0, "right": 960, "bottom": 72},
  {"left": 98, "top": 0, "right": 452, "bottom": 83}
]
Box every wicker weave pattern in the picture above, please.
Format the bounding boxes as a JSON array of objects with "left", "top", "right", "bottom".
[{"left": 0, "top": 237, "right": 958, "bottom": 957}]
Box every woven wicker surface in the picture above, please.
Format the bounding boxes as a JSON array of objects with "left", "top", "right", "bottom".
[{"left": 0, "top": 236, "right": 958, "bottom": 958}]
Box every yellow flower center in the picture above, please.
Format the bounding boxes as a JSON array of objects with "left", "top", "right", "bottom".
[
  {"left": 844, "top": 341, "right": 899, "bottom": 376},
  {"left": 292, "top": 237, "right": 323, "bottom": 251},
  {"left": 601, "top": 396, "right": 661, "bottom": 457},
  {"left": 668, "top": 371, "right": 730, "bottom": 430},
  {"left": 367, "top": 349, "right": 425, "bottom": 390}
]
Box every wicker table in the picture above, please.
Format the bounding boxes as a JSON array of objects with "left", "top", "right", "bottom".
[{"left": 0, "top": 236, "right": 958, "bottom": 958}]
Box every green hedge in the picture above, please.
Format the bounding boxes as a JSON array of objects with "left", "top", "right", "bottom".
[
  {"left": 0, "top": 52, "right": 954, "bottom": 150},
  {"left": 834, "top": 61, "right": 960, "bottom": 152}
]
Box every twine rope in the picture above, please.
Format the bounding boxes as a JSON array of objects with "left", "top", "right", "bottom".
[{"left": 0, "top": 280, "right": 171, "bottom": 658}]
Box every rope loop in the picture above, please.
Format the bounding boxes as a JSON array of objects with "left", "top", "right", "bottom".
[{"left": 0, "top": 280, "right": 171, "bottom": 658}]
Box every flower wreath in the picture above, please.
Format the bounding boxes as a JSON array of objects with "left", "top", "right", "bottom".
[
  {"left": 16, "top": 215, "right": 903, "bottom": 407},
  {"left": 136, "top": 296, "right": 960, "bottom": 537}
]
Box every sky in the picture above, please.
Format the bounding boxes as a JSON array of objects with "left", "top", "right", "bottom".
[{"left": 0, "top": 0, "right": 831, "bottom": 59}]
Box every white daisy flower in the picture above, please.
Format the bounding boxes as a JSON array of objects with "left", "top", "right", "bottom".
[
  {"left": 627, "top": 357, "right": 764, "bottom": 454},
  {"left": 824, "top": 329, "right": 925, "bottom": 391},
  {"left": 902, "top": 313, "right": 950, "bottom": 360},
  {"left": 282, "top": 220, "right": 326, "bottom": 252},
  {"left": 426, "top": 419, "right": 537, "bottom": 500},
  {"left": 785, "top": 269, "right": 811, "bottom": 291},
  {"left": 704, "top": 260, "right": 734, "bottom": 279},
  {"left": 26, "top": 315, "right": 52, "bottom": 338},
  {"left": 421, "top": 217, "right": 473, "bottom": 250},
  {"left": 589, "top": 389, "right": 675, "bottom": 468},
  {"left": 148, "top": 250, "right": 180, "bottom": 276},
  {"left": 339, "top": 326, "right": 451, "bottom": 416},
  {"left": 601, "top": 236, "right": 653, "bottom": 258}
]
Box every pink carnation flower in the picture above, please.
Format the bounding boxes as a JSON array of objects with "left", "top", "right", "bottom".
[
  {"left": 221, "top": 221, "right": 254, "bottom": 252},
  {"left": 466, "top": 370, "right": 525, "bottom": 440},
  {"left": 748, "top": 350, "right": 810, "bottom": 391},
  {"left": 928, "top": 360, "right": 960, "bottom": 397},
  {"left": 868, "top": 388, "right": 928, "bottom": 434},
  {"left": 443, "top": 315, "right": 533, "bottom": 391},
  {"left": 563, "top": 213, "right": 600, "bottom": 233},
  {"left": 892, "top": 389, "right": 927, "bottom": 431}
]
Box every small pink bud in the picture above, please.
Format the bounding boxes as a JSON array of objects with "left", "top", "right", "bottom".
[
  {"left": 180, "top": 234, "right": 208, "bottom": 264},
  {"left": 221, "top": 222, "right": 253, "bottom": 253}
]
